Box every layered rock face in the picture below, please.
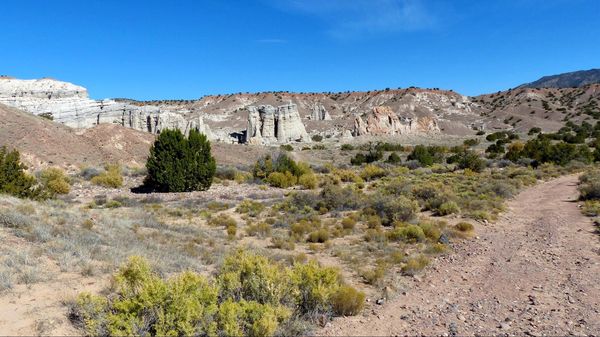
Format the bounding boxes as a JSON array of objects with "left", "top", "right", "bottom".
[
  {"left": 353, "top": 106, "right": 440, "bottom": 137},
  {"left": 246, "top": 103, "right": 310, "bottom": 144},
  {"left": 0, "top": 78, "right": 212, "bottom": 138}
]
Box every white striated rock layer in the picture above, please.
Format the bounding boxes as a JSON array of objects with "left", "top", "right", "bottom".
[{"left": 0, "top": 78, "right": 212, "bottom": 138}]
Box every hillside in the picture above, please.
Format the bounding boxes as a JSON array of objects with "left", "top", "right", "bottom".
[
  {"left": 517, "top": 69, "right": 600, "bottom": 89},
  {"left": 0, "top": 103, "right": 155, "bottom": 170},
  {"left": 475, "top": 84, "right": 600, "bottom": 132}
]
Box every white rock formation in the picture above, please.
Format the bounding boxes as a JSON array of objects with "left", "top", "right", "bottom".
[
  {"left": 353, "top": 106, "right": 440, "bottom": 137},
  {"left": 310, "top": 104, "right": 331, "bottom": 121},
  {"left": 246, "top": 103, "right": 310, "bottom": 144},
  {"left": 0, "top": 78, "right": 213, "bottom": 138}
]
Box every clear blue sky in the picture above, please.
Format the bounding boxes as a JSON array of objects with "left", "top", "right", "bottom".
[{"left": 2, "top": 0, "right": 599, "bottom": 99}]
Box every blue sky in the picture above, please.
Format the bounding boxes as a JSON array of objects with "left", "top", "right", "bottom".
[{"left": 2, "top": 0, "right": 599, "bottom": 99}]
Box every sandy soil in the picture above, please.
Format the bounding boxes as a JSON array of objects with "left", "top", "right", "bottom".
[{"left": 320, "top": 174, "right": 600, "bottom": 336}]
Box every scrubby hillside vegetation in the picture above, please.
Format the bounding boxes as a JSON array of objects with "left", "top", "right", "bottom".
[{"left": 1, "top": 107, "right": 600, "bottom": 334}]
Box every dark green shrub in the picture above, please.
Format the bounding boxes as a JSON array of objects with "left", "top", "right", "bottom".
[
  {"left": 311, "top": 135, "right": 323, "bottom": 142},
  {"left": 280, "top": 144, "right": 294, "bottom": 152},
  {"left": 0, "top": 146, "right": 40, "bottom": 199},
  {"left": 447, "top": 150, "right": 486, "bottom": 172},
  {"left": 145, "top": 129, "right": 216, "bottom": 192},
  {"left": 407, "top": 145, "right": 445, "bottom": 167},
  {"left": 341, "top": 144, "right": 354, "bottom": 151},
  {"left": 463, "top": 138, "right": 479, "bottom": 147},
  {"left": 528, "top": 127, "right": 542, "bottom": 135},
  {"left": 386, "top": 152, "right": 401, "bottom": 164}
]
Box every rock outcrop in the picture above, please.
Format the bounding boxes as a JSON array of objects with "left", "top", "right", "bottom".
[
  {"left": 246, "top": 103, "right": 310, "bottom": 144},
  {"left": 353, "top": 106, "right": 440, "bottom": 137},
  {"left": 0, "top": 78, "right": 213, "bottom": 138},
  {"left": 310, "top": 104, "right": 331, "bottom": 121}
]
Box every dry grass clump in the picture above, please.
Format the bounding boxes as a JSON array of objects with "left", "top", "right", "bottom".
[
  {"left": 401, "top": 255, "right": 430, "bottom": 276},
  {"left": 582, "top": 200, "right": 600, "bottom": 217},
  {"left": 236, "top": 200, "right": 265, "bottom": 217},
  {"left": 246, "top": 222, "right": 272, "bottom": 238}
]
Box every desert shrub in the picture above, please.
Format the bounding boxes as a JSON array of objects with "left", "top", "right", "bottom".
[
  {"left": 360, "top": 262, "right": 387, "bottom": 286},
  {"left": 307, "top": 228, "right": 329, "bottom": 243},
  {"left": 401, "top": 255, "right": 430, "bottom": 276},
  {"left": 437, "top": 201, "right": 460, "bottom": 215},
  {"left": 447, "top": 150, "right": 486, "bottom": 172},
  {"left": 331, "top": 285, "right": 365, "bottom": 316},
  {"left": 298, "top": 173, "right": 318, "bottom": 189},
  {"left": 340, "top": 217, "right": 356, "bottom": 230},
  {"left": 236, "top": 200, "right": 265, "bottom": 217},
  {"left": 218, "top": 250, "right": 291, "bottom": 306},
  {"left": 39, "top": 167, "right": 70, "bottom": 196},
  {"left": 359, "top": 164, "right": 386, "bottom": 181},
  {"left": 145, "top": 129, "right": 216, "bottom": 192},
  {"left": 290, "top": 260, "right": 341, "bottom": 316},
  {"left": 271, "top": 236, "right": 296, "bottom": 250},
  {"left": 350, "top": 149, "right": 383, "bottom": 166},
  {"left": 407, "top": 145, "right": 445, "bottom": 167},
  {"left": 71, "top": 256, "right": 219, "bottom": 336},
  {"left": 215, "top": 166, "right": 238, "bottom": 180},
  {"left": 208, "top": 214, "right": 237, "bottom": 228},
  {"left": 387, "top": 225, "right": 425, "bottom": 243},
  {"left": 419, "top": 222, "right": 442, "bottom": 241},
  {"left": 528, "top": 127, "right": 542, "bottom": 135},
  {"left": 0, "top": 146, "right": 40, "bottom": 199},
  {"left": 582, "top": 200, "right": 600, "bottom": 217},
  {"left": 91, "top": 164, "right": 123, "bottom": 188},
  {"left": 386, "top": 152, "right": 402, "bottom": 164},
  {"left": 280, "top": 144, "right": 294, "bottom": 152},
  {"left": 80, "top": 167, "right": 102, "bottom": 180},
  {"left": 246, "top": 222, "right": 272, "bottom": 237},
  {"left": 455, "top": 222, "right": 474, "bottom": 232},
  {"left": 578, "top": 170, "right": 600, "bottom": 200},
  {"left": 463, "top": 138, "right": 479, "bottom": 147},
  {"left": 319, "top": 184, "right": 361, "bottom": 211},
  {"left": 216, "top": 299, "right": 290, "bottom": 337},
  {"left": 334, "top": 169, "right": 362, "bottom": 183},
  {"left": 369, "top": 195, "right": 418, "bottom": 225},
  {"left": 340, "top": 144, "right": 354, "bottom": 151},
  {"left": 267, "top": 171, "right": 297, "bottom": 188},
  {"left": 311, "top": 135, "right": 323, "bottom": 142}
]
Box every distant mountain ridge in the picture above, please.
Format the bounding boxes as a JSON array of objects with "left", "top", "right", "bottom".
[{"left": 517, "top": 69, "right": 600, "bottom": 89}]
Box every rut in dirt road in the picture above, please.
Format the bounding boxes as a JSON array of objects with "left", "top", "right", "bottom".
[{"left": 320, "top": 174, "right": 600, "bottom": 336}]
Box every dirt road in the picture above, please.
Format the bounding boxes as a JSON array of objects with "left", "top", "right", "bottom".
[{"left": 320, "top": 174, "right": 600, "bottom": 336}]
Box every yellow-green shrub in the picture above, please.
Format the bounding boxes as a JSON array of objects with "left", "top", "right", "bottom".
[
  {"left": 455, "top": 222, "right": 474, "bottom": 232},
  {"left": 39, "top": 167, "right": 70, "bottom": 195},
  {"left": 217, "top": 299, "right": 290, "bottom": 337},
  {"left": 387, "top": 224, "right": 425, "bottom": 243},
  {"left": 360, "top": 164, "right": 386, "bottom": 181},
  {"left": 218, "top": 250, "right": 291, "bottom": 306},
  {"left": 291, "top": 260, "right": 341, "bottom": 315},
  {"left": 91, "top": 165, "right": 123, "bottom": 188},
  {"left": 267, "top": 171, "right": 297, "bottom": 188},
  {"left": 236, "top": 200, "right": 265, "bottom": 217},
  {"left": 331, "top": 285, "right": 365, "bottom": 316},
  {"left": 298, "top": 173, "right": 318, "bottom": 189}
]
